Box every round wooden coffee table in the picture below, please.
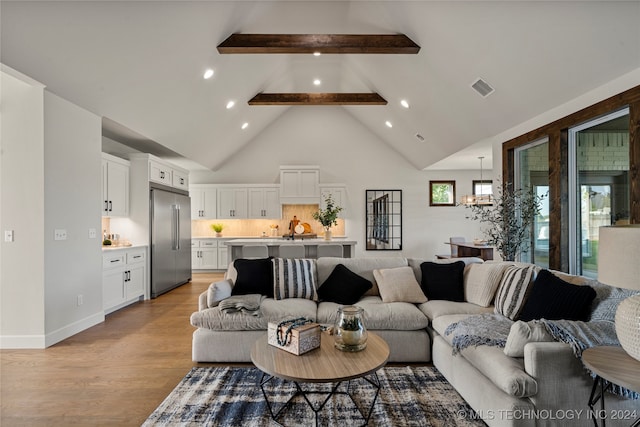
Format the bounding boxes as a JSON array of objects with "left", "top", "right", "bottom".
[{"left": 251, "top": 331, "right": 390, "bottom": 426}]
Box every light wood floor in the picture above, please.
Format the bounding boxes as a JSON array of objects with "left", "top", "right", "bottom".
[{"left": 0, "top": 272, "right": 240, "bottom": 426}]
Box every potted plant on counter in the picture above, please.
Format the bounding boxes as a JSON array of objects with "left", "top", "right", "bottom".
[
  {"left": 210, "top": 223, "right": 224, "bottom": 237},
  {"left": 313, "top": 194, "right": 343, "bottom": 241}
]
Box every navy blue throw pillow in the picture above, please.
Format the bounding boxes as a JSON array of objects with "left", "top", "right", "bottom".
[
  {"left": 518, "top": 269, "right": 596, "bottom": 322},
  {"left": 317, "top": 264, "right": 372, "bottom": 305},
  {"left": 420, "top": 261, "right": 466, "bottom": 302},
  {"left": 231, "top": 257, "right": 274, "bottom": 297}
]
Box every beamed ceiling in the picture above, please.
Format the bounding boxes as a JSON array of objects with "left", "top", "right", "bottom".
[{"left": 1, "top": 1, "right": 639, "bottom": 172}]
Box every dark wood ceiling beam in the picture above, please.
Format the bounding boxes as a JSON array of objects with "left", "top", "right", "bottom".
[
  {"left": 218, "top": 34, "right": 420, "bottom": 54},
  {"left": 248, "top": 93, "right": 388, "bottom": 106}
]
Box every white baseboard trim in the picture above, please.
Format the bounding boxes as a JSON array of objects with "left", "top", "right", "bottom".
[
  {"left": 0, "top": 334, "right": 47, "bottom": 349},
  {"left": 44, "top": 311, "right": 105, "bottom": 347}
]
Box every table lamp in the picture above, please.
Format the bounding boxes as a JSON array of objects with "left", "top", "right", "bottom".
[{"left": 598, "top": 225, "right": 640, "bottom": 361}]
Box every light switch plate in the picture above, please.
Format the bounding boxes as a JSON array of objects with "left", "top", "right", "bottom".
[
  {"left": 54, "top": 229, "right": 67, "bottom": 240},
  {"left": 88, "top": 228, "right": 97, "bottom": 239},
  {"left": 4, "top": 230, "right": 14, "bottom": 242}
]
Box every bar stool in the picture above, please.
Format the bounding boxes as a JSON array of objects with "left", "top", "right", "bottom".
[
  {"left": 278, "top": 244, "right": 305, "bottom": 258},
  {"left": 317, "top": 244, "right": 343, "bottom": 258},
  {"left": 242, "top": 245, "right": 268, "bottom": 258}
]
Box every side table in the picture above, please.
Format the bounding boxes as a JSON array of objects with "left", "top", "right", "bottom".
[{"left": 582, "top": 346, "right": 640, "bottom": 427}]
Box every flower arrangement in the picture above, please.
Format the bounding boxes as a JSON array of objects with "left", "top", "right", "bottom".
[{"left": 312, "top": 194, "right": 343, "bottom": 231}]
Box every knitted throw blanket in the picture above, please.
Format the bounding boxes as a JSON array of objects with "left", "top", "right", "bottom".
[
  {"left": 218, "top": 294, "right": 264, "bottom": 316},
  {"left": 444, "top": 313, "right": 639, "bottom": 399}
]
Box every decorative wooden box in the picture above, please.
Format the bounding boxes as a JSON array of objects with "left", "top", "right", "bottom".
[{"left": 267, "top": 321, "right": 321, "bottom": 355}]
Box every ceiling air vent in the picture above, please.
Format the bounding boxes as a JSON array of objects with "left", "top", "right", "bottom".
[{"left": 471, "top": 78, "right": 495, "bottom": 98}]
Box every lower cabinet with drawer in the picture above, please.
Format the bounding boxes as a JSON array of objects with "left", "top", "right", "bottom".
[
  {"left": 102, "top": 246, "right": 147, "bottom": 314},
  {"left": 192, "top": 239, "right": 228, "bottom": 271}
]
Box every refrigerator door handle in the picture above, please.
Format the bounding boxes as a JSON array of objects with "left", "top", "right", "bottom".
[
  {"left": 171, "top": 204, "right": 177, "bottom": 250},
  {"left": 176, "top": 205, "right": 181, "bottom": 250}
]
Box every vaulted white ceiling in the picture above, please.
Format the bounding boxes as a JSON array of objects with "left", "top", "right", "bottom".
[{"left": 2, "top": 1, "right": 639, "bottom": 171}]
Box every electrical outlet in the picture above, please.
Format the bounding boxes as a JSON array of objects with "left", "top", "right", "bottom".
[
  {"left": 77, "top": 294, "right": 83, "bottom": 306},
  {"left": 88, "top": 228, "right": 97, "bottom": 239},
  {"left": 54, "top": 229, "right": 67, "bottom": 241},
  {"left": 4, "top": 230, "right": 14, "bottom": 242}
]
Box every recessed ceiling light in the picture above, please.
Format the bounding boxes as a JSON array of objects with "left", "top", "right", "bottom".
[
  {"left": 400, "top": 99, "right": 409, "bottom": 108},
  {"left": 313, "top": 52, "right": 321, "bottom": 57},
  {"left": 385, "top": 121, "right": 393, "bottom": 128},
  {"left": 241, "top": 122, "right": 249, "bottom": 130},
  {"left": 313, "top": 79, "right": 321, "bottom": 86},
  {"left": 226, "top": 100, "right": 235, "bottom": 109},
  {"left": 203, "top": 69, "right": 214, "bottom": 79}
]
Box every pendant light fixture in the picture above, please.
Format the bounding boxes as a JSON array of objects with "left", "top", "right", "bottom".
[{"left": 461, "top": 156, "right": 492, "bottom": 205}]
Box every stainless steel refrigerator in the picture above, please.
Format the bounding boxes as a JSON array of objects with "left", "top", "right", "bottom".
[{"left": 150, "top": 186, "right": 191, "bottom": 298}]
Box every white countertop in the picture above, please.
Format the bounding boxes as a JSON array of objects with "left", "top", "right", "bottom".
[
  {"left": 101, "top": 244, "right": 147, "bottom": 251},
  {"left": 223, "top": 238, "right": 355, "bottom": 246}
]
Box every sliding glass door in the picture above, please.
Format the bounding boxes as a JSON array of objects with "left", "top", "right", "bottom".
[
  {"left": 568, "top": 108, "right": 630, "bottom": 277},
  {"left": 515, "top": 138, "right": 549, "bottom": 267}
]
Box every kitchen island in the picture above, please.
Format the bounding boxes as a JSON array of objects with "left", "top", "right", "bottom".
[{"left": 224, "top": 238, "right": 356, "bottom": 260}]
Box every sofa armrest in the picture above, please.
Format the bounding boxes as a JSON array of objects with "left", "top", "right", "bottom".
[
  {"left": 524, "top": 342, "right": 594, "bottom": 414},
  {"left": 198, "top": 292, "right": 208, "bottom": 311}
]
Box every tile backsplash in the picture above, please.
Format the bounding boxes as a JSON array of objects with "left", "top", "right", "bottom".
[{"left": 191, "top": 204, "right": 345, "bottom": 237}]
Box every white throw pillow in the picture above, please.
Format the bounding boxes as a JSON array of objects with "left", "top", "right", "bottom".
[
  {"left": 207, "top": 279, "right": 233, "bottom": 308},
  {"left": 464, "top": 263, "right": 510, "bottom": 307},
  {"left": 504, "top": 320, "right": 554, "bottom": 357},
  {"left": 373, "top": 266, "right": 427, "bottom": 303}
]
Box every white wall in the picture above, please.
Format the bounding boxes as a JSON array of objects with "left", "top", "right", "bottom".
[
  {"left": 43, "top": 91, "right": 104, "bottom": 346},
  {"left": 0, "top": 67, "right": 104, "bottom": 348},
  {"left": 0, "top": 68, "right": 47, "bottom": 347},
  {"left": 191, "top": 106, "right": 485, "bottom": 259}
]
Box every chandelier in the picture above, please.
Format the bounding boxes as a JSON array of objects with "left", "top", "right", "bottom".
[{"left": 461, "top": 156, "right": 493, "bottom": 206}]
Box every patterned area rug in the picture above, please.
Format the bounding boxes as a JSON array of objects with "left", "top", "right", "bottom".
[{"left": 143, "top": 366, "right": 486, "bottom": 426}]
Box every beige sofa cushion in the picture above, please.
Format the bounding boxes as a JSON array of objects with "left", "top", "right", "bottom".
[
  {"left": 190, "top": 297, "right": 317, "bottom": 331},
  {"left": 316, "top": 257, "right": 408, "bottom": 296},
  {"left": 464, "top": 263, "right": 510, "bottom": 307},
  {"left": 317, "top": 296, "right": 430, "bottom": 330},
  {"left": 432, "top": 314, "right": 538, "bottom": 398},
  {"left": 373, "top": 266, "right": 427, "bottom": 303},
  {"left": 504, "top": 320, "right": 554, "bottom": 358},
  {"left": 418, "top": 300, "right": 493, "bottom": 321}
]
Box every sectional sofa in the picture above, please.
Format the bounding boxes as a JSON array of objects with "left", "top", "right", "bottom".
[{"left": 190, "top": 256, "right": 639, "bottom": 427}]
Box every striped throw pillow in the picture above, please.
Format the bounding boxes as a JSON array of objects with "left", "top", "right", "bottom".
[
  {"left": 494, "top": 264, "right": 538, "bottom": 320},
  {"left": 273, "top": 258, "right": 318, "bottom": 301}
]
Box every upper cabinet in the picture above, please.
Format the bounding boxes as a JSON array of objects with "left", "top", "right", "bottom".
[
  {"left": 279, "top": 166, "right": 320, "bottom": 204},
  {"left": 248, "top": 186, "right": 281, "bottom": 219},
  {"left": 148, "top": 158, "right": 189, "bottom": 190},
  {"left": 190, "top": 185, "right": 217, "bottom": 219},
  {"left": 217, "top": 187, "right": 248, "bottom": 219},
  {"left": 101, "top": 153, "right": 130, "bottom": 217}
]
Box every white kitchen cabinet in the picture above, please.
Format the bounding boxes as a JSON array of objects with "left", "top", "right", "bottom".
[
  {"left": 101, "top": 153, "right": 129, "bottom": 217},
  {"left": 149, "top": 159, "right": 173, "bottom": 186},
  {"left": 102, "top": 247, "right": 147, "bottom": 314},
  {"left": 190, "top": 185, "right": 217, "bottom": 219},
  {"left": 279, "top": 166, "right": 320, "bottom": 204},
  {"left": 217, "top": 187, "right": 248, "bottom": 218},
  {"left": 192, "top": 239, "right": 228, "bottom": 270},
  {"left": 320, "top": 185, "right": 347, "bottom": 217},
  {"left": 248, "top": 186, "right": 281, "bottom": 219},
  {"left": 146, "top": 157, "right": 189, "bottom": 190}
]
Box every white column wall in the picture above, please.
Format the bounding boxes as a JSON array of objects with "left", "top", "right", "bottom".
[
  {"left": 0, "top": 68, "right": 47, "bottom": 347},
  {"left": 43, "top": 91, "right": 104, "bottom": 346}
]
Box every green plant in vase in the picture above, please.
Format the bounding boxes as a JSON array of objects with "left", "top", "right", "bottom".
[
  {"left": 210, "top": 223, "right": 224, "bottom": 237},
  {"left": 313, "top": 194, "right": 343, "bottom": 240}
]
